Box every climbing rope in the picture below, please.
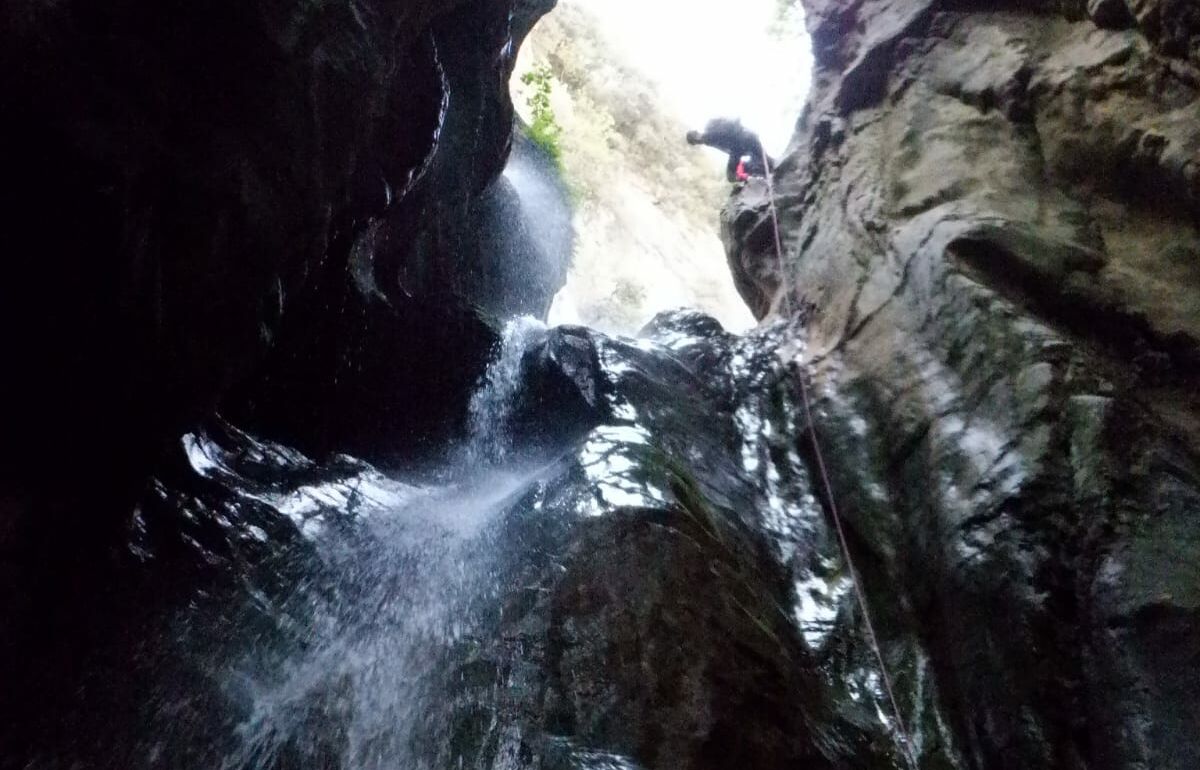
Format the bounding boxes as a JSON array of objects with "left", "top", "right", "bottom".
[{"left": 759, "top": 149, "right": 919, "bottom": 769}]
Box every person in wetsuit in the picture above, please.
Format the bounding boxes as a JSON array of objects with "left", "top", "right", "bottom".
[{"left": 686, "top": 118, "right": 773, "bottom": 183}]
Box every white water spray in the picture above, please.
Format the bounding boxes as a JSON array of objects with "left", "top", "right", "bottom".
[
  {"left": 220, "top": 317, "right": 554, "bottom": 770},
  {"left": 466, "top": 315, "right": 548, "bottom": 464}
]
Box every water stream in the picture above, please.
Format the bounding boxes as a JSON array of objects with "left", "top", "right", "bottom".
[
  {"left": 211, "top": 319, "right": 562, "bottom": 769},
  {"left": 105, "top": 313, "right": 912, "bottom": 770}
]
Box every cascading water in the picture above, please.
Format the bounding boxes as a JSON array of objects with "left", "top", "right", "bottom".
[
  {"left": 501, "top": 156, "right": 573, "bottom": 279},
  {"left": 27, "top": 311, "right": 915, "bottom": 770},
  {"left": 196, "top": 312, "right": 865, "bottom": 770},
  {"left": 217, "top": 318, "right": 553, "bottom": 770},
  {"left": 466, "top": 316, "right": 549, "bottom": 464}
]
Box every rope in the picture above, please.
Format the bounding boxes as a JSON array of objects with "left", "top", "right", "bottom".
[{"left": 759, "top": 148, "right": 918, "bottom": 769}]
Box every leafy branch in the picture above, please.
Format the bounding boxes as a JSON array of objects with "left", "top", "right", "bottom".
[{"left": 520, "top": 64, "right": 564, "bottom": 169}]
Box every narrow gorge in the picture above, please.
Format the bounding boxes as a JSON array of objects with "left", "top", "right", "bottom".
[{"left": 0, "top": 1, "right": 1197, "bottom": 769}]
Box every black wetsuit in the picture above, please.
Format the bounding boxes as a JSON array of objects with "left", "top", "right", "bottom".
[{"left": 688, "top": 118, "right": 773, "bottom": 182}]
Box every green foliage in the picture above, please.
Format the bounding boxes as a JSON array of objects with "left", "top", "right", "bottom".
[{"left": 520, "top": 65, "right": 564, "bottom": 169}]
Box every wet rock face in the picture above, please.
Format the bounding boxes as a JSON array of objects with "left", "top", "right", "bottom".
[
  {"left": 2, "top": 0, "right": 449, "bottom": 484},
  {"left": 219, "top": 14, "right": 573, "bottom": 468},
  {"left": 724, "top": 2, "right": 1200, "bottom": 768},
  {"left": 1, "top": 0, "right": 437, "bottom": 746},
  {"left": 4, "top": 314, "right": 895, "bottom": 770},
  {"left": 0, "top": 0, "right": 568, "bottom": 504},
  {"left": 0, "top": 0, "right": 569, "bottom": 753}
]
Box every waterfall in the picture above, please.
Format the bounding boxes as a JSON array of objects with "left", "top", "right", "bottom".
[
  {"left": 502, "top": 157, "right": 573, "bottom": 273},
  {"left": 465, "top": 315, "right": 548, "bottom": 464},
  {"left": 219, "top": 317, "right": 552, "bottom": 770}
]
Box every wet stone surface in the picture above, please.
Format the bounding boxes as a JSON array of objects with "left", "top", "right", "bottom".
[
  {"left": 721, "top": 1, "right": 1200, "bottom": 767},
  {"left": 11, "top": 311, "right": 919, "bottom": 770}
]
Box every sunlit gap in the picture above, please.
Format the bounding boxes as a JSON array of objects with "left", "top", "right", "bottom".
[{"left": 509, "top": 0, "right": 814, "bottom": 336}]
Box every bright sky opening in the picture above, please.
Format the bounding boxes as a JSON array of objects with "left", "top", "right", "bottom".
[{"left": 568, "top": 0, "right": 813, "bottom": 156}]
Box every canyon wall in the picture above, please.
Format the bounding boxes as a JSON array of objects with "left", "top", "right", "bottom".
[
  {"left": 0, "top": 0, "right": 568, "bottom": 755},
  {"left": 2, "top": 0, "right": 1197, "bottom": 768},
  {"left": 724, "top": 1, "right": 1200, "bottom": 766}
]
